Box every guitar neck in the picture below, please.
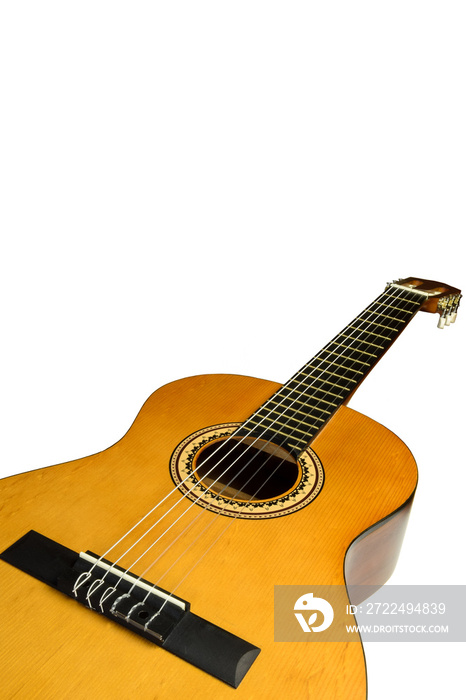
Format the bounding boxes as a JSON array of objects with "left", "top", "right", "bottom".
[{"left": 236, "top": 283, "right": 434, "bottom": 456}]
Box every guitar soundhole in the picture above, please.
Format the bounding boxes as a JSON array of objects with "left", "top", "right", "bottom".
[
  {"left": 170, "top": 422, "right": 324, "bottom": 520},
  {"left": 194, "top": 437, "right": 299, "bottom": 502}
]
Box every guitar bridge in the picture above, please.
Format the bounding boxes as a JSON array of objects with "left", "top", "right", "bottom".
[{"left": 1, "top": 530, "right": 260, "bottom": 688}]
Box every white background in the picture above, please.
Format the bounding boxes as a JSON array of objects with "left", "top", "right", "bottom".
[{"left": 0, "top": 2, "right": 464, "bottom": 698}]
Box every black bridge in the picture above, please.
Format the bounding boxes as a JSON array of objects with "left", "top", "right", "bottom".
[{"left": 0, "top": 530, "right": 260, "bottom": 688}]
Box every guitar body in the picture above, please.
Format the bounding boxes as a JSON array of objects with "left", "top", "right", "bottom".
[{"left": 0, "top": 373, "right": 418, "bottom": 699}]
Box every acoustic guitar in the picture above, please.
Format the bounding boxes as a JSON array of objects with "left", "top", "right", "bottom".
[{"left": 0, "top": 277, "right": 461, "bottom": 699}]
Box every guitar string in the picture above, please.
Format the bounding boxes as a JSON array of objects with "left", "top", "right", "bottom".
[
  {"left": 102, "top": 289, "right": 422, "bottom": 613},
  {"left": 78, "top": 285, "right": 420, "bottom": 606},
  {"left": 96, "top": 432, "right": 302, "bottom": 612},
  {"left": 77, "top": 284, "right": 401, "bottom": 586},
  {"left": 113, "top": 436, "right": 296, "bottom": 615},
  {"left": 76, "top": 285, "right": 417, "bottom": 600},
  {"left": 120, "top": 286, "right": 422, "bottom": 619},
  {"left": 138, "top": 290, "right": 418, "bottom": 585},
  {"left": 74, "top": 285, "right": 405, "bottom": 594},
  {"left": 76, "top": 284, "right": 417, "bottom": 605},
  {"left": 80, "top": 285, "right": 461, "bottom": 594},
  {"left": 137, "top": 443, "right": 293, "bottom": 617}
]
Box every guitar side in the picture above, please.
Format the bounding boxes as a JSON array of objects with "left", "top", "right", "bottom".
[{"left": 0, "top": 373, "right": 418, "bottom": 699}]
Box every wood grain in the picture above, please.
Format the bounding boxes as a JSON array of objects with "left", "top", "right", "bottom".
[{"left": 0, "top": 373, "right": 418, "bottom": 699}]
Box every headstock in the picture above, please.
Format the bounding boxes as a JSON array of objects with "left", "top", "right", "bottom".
[{"left": 388, "top": 277, "right": 462, "bottom": 328}]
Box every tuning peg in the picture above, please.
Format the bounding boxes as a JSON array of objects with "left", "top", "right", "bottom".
[
  {"left": 450, "top": 293, "right": 462, "bottom": 323},
  {"left": 445, "top": 296, "right": 456, "bottom": 325},
  {"left": 437, "top": 293, "right": 461, "bottom": 328}
]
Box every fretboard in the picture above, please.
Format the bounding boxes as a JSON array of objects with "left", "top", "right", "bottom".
[{"left": 236, "top": 284, "right": 426, "bottom": 456}]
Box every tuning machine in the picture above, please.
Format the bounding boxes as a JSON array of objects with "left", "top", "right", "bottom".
[{"left": 437, "top": 293, "right": 462, "bottom": 329}]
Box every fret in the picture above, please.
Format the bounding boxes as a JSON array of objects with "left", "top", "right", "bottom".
[
  {"left": 288, "top": 441, "right": 307, "bottom": 452},
  {"left": 273, "top": 386, "right": 342, "bottom": 404},
  {"left": 304, "top": 366, "right": 358, "bottom": 383},
  {"left": 287, "top": 365, "right": 358, "bottom": 386},
  {"left": 339, "top": 333, "right": 384, "bottom": 350},
  {"left": 245, "top": 418, "right": 262, "bottom": 427},
  {"left": 316, "top": 391, "right": 338, "bottom": 413},
  {"left": 316, "top": 357, "right": 364, "bottom": 375},
  {"left": 364, "top": 310, "right": 406, "bottom": 323},
  {"left": 246, "top": 416, "right": 286, "bottom": 436},
  {"left": 251, "top": 410, "right": 327, "bottom": 428},
  {"left": 250, "top": 415, "right": 322, "bottom": 437},
  {"left": 269, "top": 392, "right": 332, "bottom": 415},
  {"left": 332, "top": 341, "right": 378, "bottom": 359},
  {"left": 375, "top": 301, "right": 415, "bottom": 313},
  {"left": 323, "top": 347, "right": 371, "bottom": 365},
  {"left": 303, "top": 389, "right": 341, "bottom": 405},
  {"left": 270, "top": 396, "right": 295, "bottom": 408},
  {"left": 267, "top": 426, "right": 300, "bottom": 440},
  {"left": 288, "top": 422, "right": 325, "bottom": 435},
  {"left": 268, "top": 404, "right": 334, "bottom": 422},
  {"left": 269, "top": 406, "right": 311, "bottom": 420},
  {"left": 309, "top": 376, "right": 355, "bottom": 390},
  {"left": 282, "top": 395, "right": 337, "bottom": 410},
  {"left": 270, "top": 394, "right": 311, "bottom": 410},
  {"left": 385, "top": 295, "right": 419, "bottom": 306},
  {"left": 305, "top": 396, "right": 336, "bottom": 408},
  {"left": 348, "top": 325, "right": 392, "bottom": 341},
  {"left": 358, "top": 319, "right": 399, "bottom": 331}
]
